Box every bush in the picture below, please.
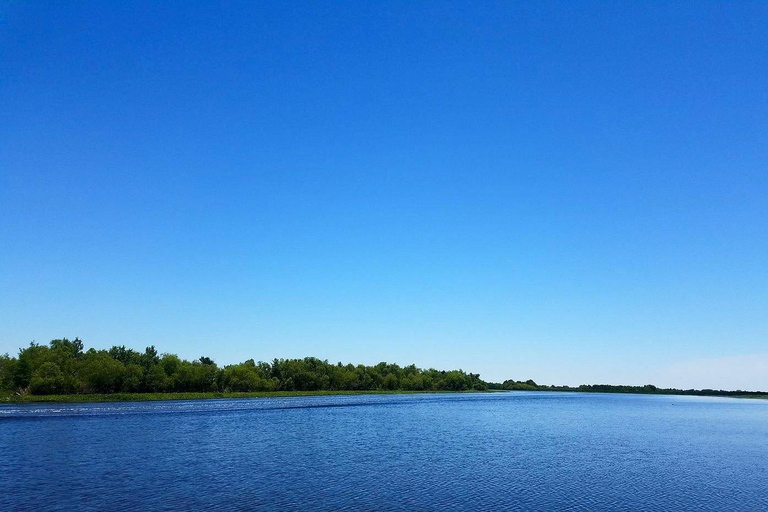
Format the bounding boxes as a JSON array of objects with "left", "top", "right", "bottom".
[{"left": 30, "top": 362, "right": 65, "bottom": 395}]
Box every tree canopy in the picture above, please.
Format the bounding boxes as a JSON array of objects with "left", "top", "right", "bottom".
[{"left": 0, "top": 338, "right": 489, "bottom": 395}]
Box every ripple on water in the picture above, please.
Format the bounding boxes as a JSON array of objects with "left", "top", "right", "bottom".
[{"left": 1, "top": 392, "right": 767, "bottom": 511}]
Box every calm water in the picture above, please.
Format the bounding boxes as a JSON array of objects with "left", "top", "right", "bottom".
[{"left": 1, "top": 392, "right": 767, "bottom": 511}]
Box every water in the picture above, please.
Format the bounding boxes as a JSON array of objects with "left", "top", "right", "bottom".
[{"left": 1, "top": 392, "right": 767, "bottom": 511}]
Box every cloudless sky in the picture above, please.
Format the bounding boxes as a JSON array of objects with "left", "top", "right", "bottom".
[{"left": 2, "top": 1, "right": 767, "bottom": 389}]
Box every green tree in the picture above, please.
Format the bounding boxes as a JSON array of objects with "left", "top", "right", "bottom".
[
  {"left": 383, "top": 373, "right": 399, "bottom": 390},
  {"left": 123, "top": 364, "right": 144, "bottom": 392},
  {"left": 81, "top": 351, "right": 125, "bottom": 393},
  {"left": 143, "top": 364, "right": 169, "bottom": 392},
  {"left": 30, "top": 362, "right": 66, "bottom": 395},
  {"left": 14, "top": 342, "right": 51, "bottom": 390},
  {"left": 108, "top": 345, "right": 141, "bottom": 366},
  {"left": 0, "top": 354, "right": 17, "bottom": 390}
]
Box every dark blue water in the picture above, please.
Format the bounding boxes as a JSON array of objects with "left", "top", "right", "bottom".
[{"left": 2, "top": 392, "right": 767, "bottom": 511}]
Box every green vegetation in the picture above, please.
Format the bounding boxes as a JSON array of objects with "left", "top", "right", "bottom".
[
  {"left": 1, "top": 389, "right": 465, "bottom": 404},
  {"left": 490, "top": 379, "right": 768, "bottom": 399},
  {"left": 0, "top": 338, "right": 488, "bottom": 400},
  {"left": 2, "top": 338, "right": 765, "bottom": 404}
]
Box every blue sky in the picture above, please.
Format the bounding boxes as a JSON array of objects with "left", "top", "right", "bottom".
[{"left": 2, "top": 1, "right": 767, "bottom": 389}]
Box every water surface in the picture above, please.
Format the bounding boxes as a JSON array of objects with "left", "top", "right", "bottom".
[{"left": 2, "top": 392, "right": 767, "bottom": 510}]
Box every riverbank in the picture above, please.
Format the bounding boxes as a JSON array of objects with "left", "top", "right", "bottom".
[
  {"left": 549, "top": 389, "right": 768, "bottom": 400},
  {"left": 3, "top": 388, "right": 765, "bottom": 404},
  {"left": 0, "top": 389, "right": 487, "bottom": 404},
  {"left": 495, "top": 381, "right": 768, "bottom": 400}
]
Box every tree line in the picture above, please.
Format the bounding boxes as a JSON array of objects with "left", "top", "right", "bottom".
[
  {"left": 490, "top": 379, "right": 767, "bottom": 398},
  {"left": 0, "top": 338, "right": 489, "bottom": 395},
  {"left": 2, "top": 338, "right": 763, "bottom": 398}
]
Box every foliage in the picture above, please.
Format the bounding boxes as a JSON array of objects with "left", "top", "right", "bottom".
[
  {"left": 6, "top": 338, "right": 761, "bottom": 399},
  {"left": 0, "top": 338, "right": 489, "bottom": 395},
  {"left": 0, "top": 353, "right": 17, "bottom": 390},
  {"left": 492, "top": 379, "right": 768, "bottom": 398},
  {"left": 29, "top": 362, "right": 66, "bottom": 395}
]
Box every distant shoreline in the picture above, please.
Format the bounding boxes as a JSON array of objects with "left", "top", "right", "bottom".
[
  {"left": 2, "top": 388, "right": 766, "bottom": 405},
  {"left": 3, "top": 339, "right": 766, "bottom": 404},
  {"left": 530, "top": 388, "right": 768, "bottom": 400},
  {"left": 495, "top": 383, "right": 768, "bottom": 400},
  {"left": 1, "top": 389, "right": 480, "bottom": 404}
]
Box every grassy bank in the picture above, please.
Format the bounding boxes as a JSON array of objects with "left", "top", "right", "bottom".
[
  {"left": 3, "top": 388, "right": 765, "bottom": 404},
  {"left": 503, "top": 388, "right": 768, "bottom": 400},
  {"left": 0, "top": 389, "right": 477, "bottom": 404},
  {"left": 545, "top": 389, "right": 768, "bottom": 400},
  {"left": 495, "top": 380, "right": 768, "bottom": 400}
]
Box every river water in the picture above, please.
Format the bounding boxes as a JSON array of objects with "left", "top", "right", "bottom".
[{"left": 1, "top": 392, "right": 767, "bottom": 510}]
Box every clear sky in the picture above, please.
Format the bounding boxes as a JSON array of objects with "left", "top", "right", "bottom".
[{"left": 2, "top": 1, "right": 767, "bottom": 390}]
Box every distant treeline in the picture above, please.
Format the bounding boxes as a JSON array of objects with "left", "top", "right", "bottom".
[
  {"left": 1, "top": 338, "right": 764, "bottom": 398},
  {"left": 0, "top": 338, "right": 488, "bottom": 395},
  {"left": 491, "top": 380, "right": 767, "bottom": 398}
]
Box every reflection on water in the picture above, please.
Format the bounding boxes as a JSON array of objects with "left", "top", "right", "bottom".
[{"left": 2, "top": 392, "right": 767, "bottom": 511}]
